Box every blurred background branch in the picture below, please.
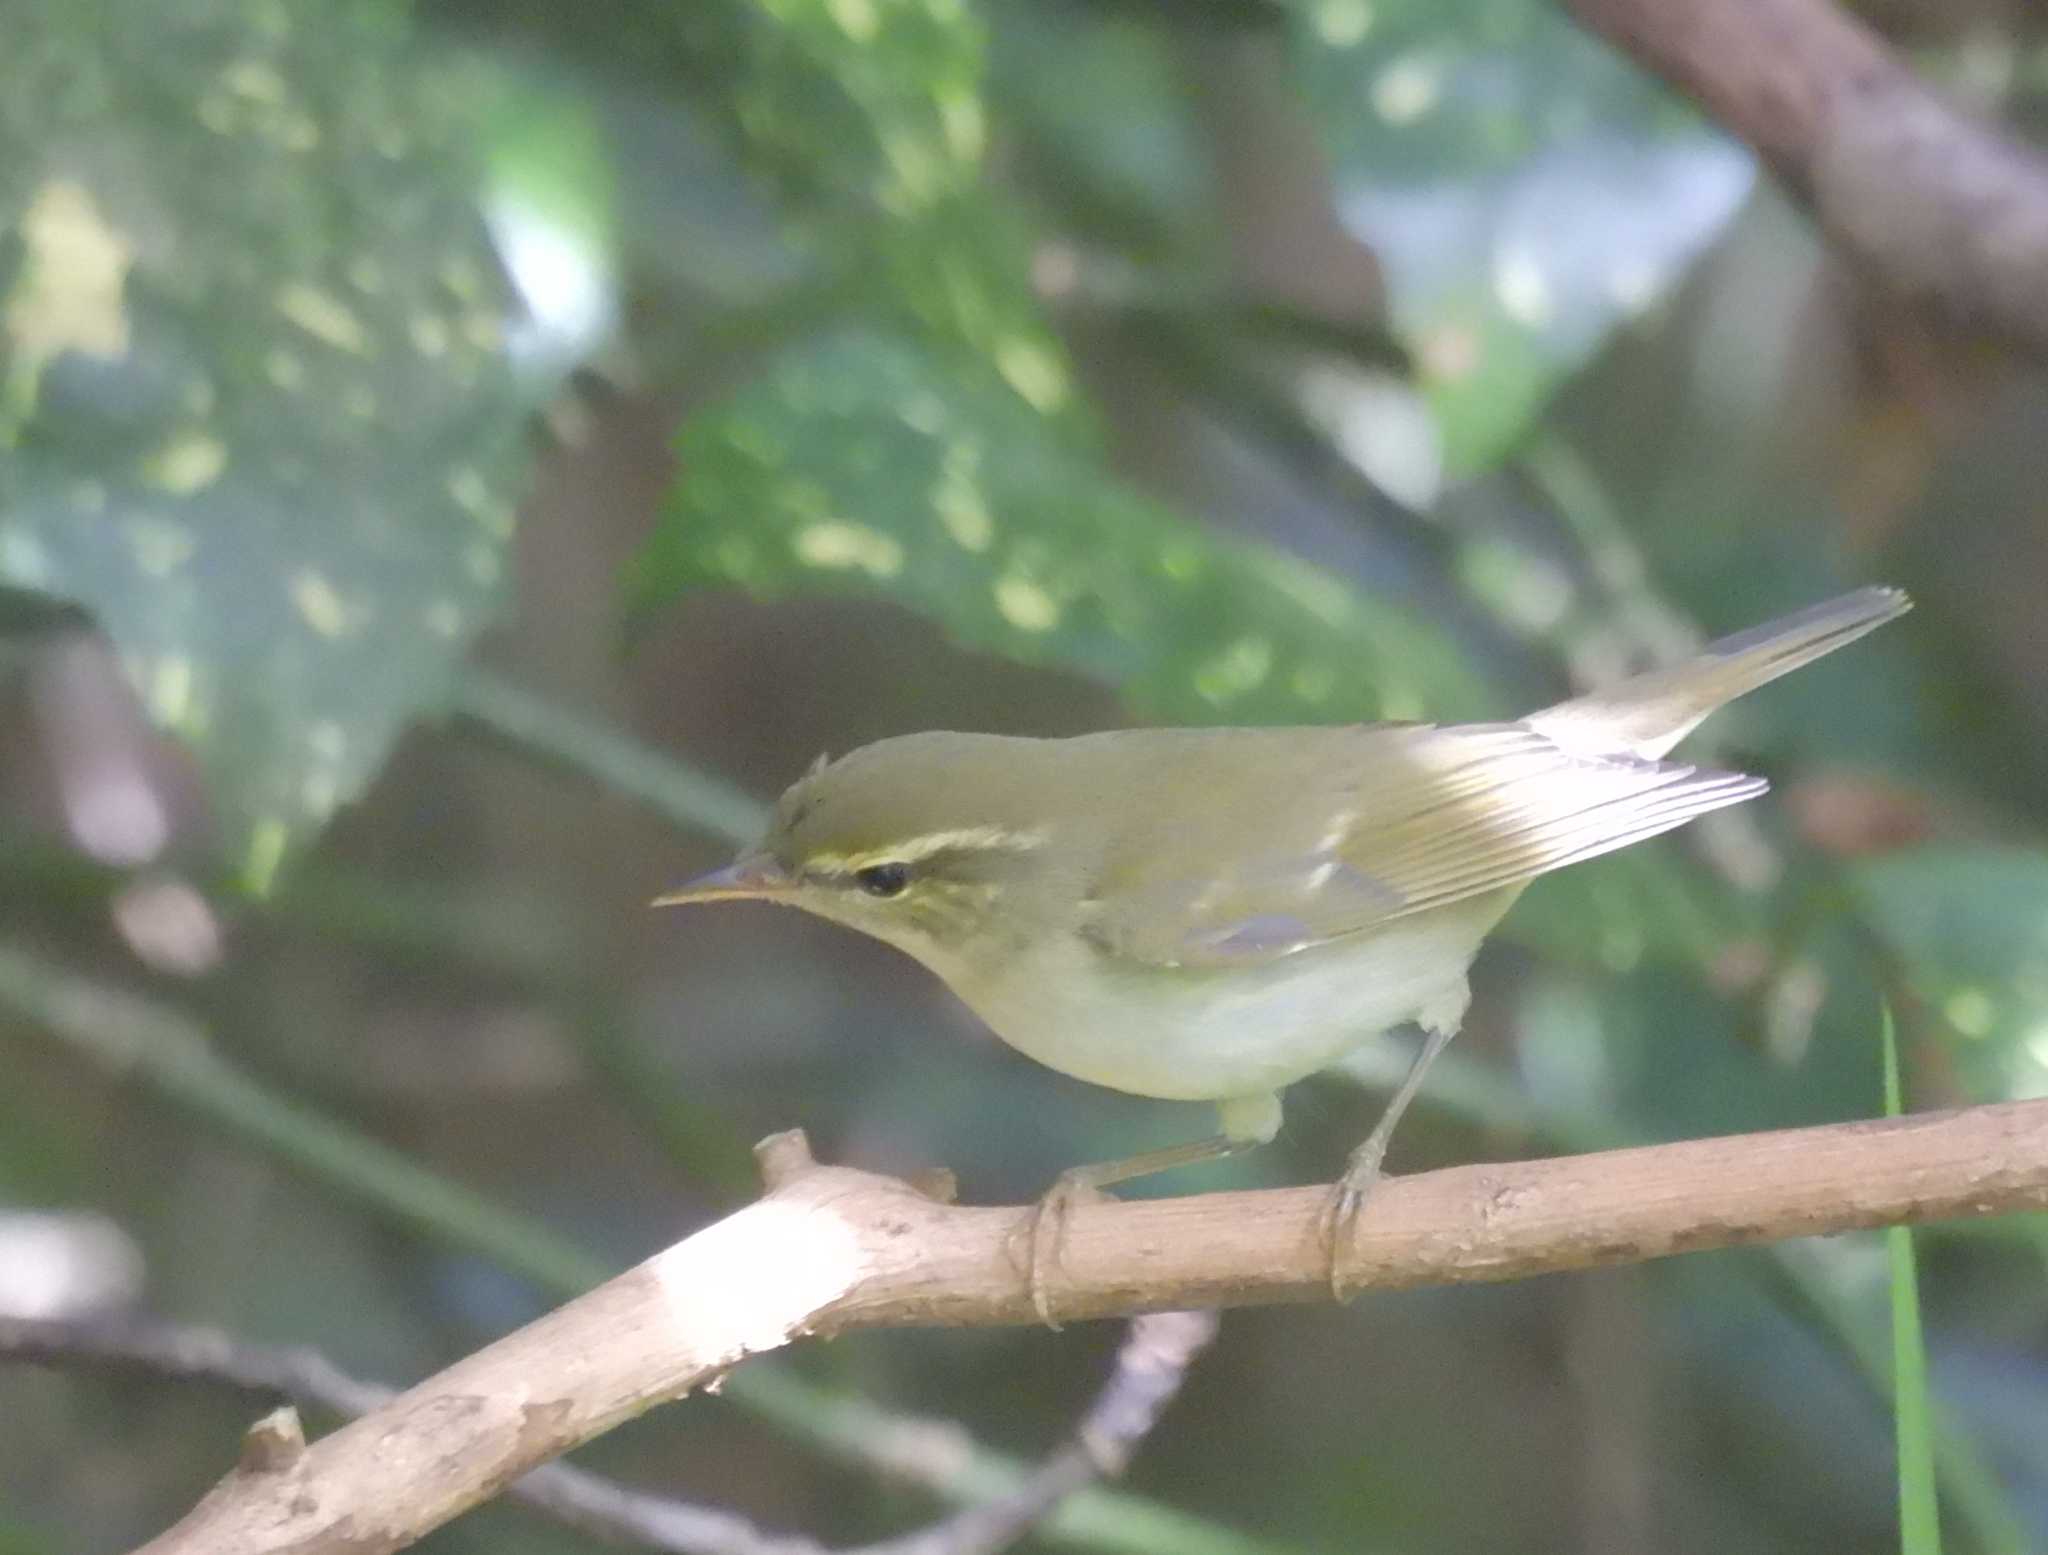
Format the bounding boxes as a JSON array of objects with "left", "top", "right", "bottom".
[
  {"left": 1563, "top": 0, "right": 2048, "bottom": 350},
  {"left": 1, "top": 1308, "right": 1221, "bottom": 1555}
]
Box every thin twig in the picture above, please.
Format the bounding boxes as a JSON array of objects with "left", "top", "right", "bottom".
[
  {"left": 447, "top": 667, "right": 768, "bottom": 846},
  {"left": 0, "top": 1310, "right": 1218, "bottom": 1555},
  {"left": 846, "top": 1312, "right": 1219, "bottom": 1555}
]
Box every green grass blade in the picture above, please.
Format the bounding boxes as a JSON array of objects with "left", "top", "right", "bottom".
[{"left": 1884, "top": 1004, "right": 1942, "bottom": 1555}]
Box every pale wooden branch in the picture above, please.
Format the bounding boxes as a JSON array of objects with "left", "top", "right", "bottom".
[
  {"left": 1560, "top": 0, "right": 2048, "bottom": 351},
  {"left": 1, "top": 1307, "right": 1216, "bottom": 1555},
  {"left": 134, "top": 1102, "right": 2048, "bottom": 1555}
]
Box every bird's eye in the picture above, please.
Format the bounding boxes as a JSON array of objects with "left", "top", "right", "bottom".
[{"left": 855, "top": 862, "right": 911, "bottom": 898}]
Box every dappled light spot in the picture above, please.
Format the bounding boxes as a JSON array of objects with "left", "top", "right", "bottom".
[
  {"left": 993, "top": 575, "right": 1059, "bottom": 632},
  {"left": 1607, "top": 254, "right": 1663, "bottom": 315},
  {"left": 825, "top": 0, "right": 879, "bottom": 43},
  {"left": 1378, "top": 683, "right": 1426, "bottom": 722},
  {"left": 0, "top": 531, "right": 54, "bottom": 588},
  {"left": 143, "top": 432, "right": 227, "bottom": 496},
  {"left": 244, "top": 817, "right": 289, "bottom": 895},
  {"left": 290, "top": 570, "right": 365, "bottom": 638},
  {"left": 879, "top": 132, "right": 949, "bottom": 213},
  {"left": 794, "top": 521, "right": 904, "bottom": 578},
  {"left": 937, "top": 85, "right": 985, "bottom": 162},
  {"left": 127, "top": 515, "right": 199, "bottom": 577},
  {"left": 5, "top": 180, "right": 134, "bottom": 375},
  {"left": 1947, "top": 989, "right": 1997, "bottom": 1039},
  {"left": 1291, "top": 664, "right": 1337, "bottom": 703},
  {"left": 995, "top": 335, "right": 1068, "bottom": 412},
  {"left": 1260, "top": 558, "right": 1353, "bottom": 627},
  {"left": 448, "top": 466, "right": 514, "bottom": 537},
  {"left": 1312, "top": 0, "right": 1375, "bottom": 47},
  {"left": 899, "top": 391, "right": 946, "bottom": 435},
  {"left": 141, "top": 657, "right": 196, "bottom": 730},
  {"left": 1372, "top": 54, "right": 1442, "bottom": 125},
  {"left": 307, "top": 721, "right": 346, "bottom": 761},
  {"left": 1493, "top": 247, "right": 1555, "bottom": 329},
  {"left": 460, "top": 307, "right": 504, "bottom": 354},
  {"left": 215, "top": 59, "right": 283, "bottom": 105},
  {"left": 275, "top": 283, "right": 369, "bottom": 354},
  {"left": 410, "top": 314, "right": 451, "bottom": 356},
  {"left": 212, "top": 58, "right": 318, "bottom": 150},
  {"left": 653, "top": 1198, "right": 867, "bottom": 1354},
  {"left": 1295, "top": 364, "right": 1443, "bottom": 510},
  {"left": 713, "top": 535, "right": 759, "bottom": 581},
  {"left": 423, "top": 599, "right": 463, "bottom": 639},
  {"left": 933, "top": 442, "right": 995, "bottom": 551},
  {"left": 438, "top": 256, "right": 486, "bottom": 302},
  {"left": 1194, "top": 637, "right": 1274, "bottom": 703},
  {"left": 463, "top": 541, "right": 502, "bottom": 587},
  {"left": 1310, "top": 0, "right": 1376, "bottom": 46},
  {"left": 2020, "top": 1026, "right": 2048, "bottom": 1097},
  {"left": 264, "top": 348, "right": 306, "bottom": 389}
]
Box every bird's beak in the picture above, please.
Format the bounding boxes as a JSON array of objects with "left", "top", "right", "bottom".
[{"left": 651, "top": 853, "right": 791, "bottom": 906}]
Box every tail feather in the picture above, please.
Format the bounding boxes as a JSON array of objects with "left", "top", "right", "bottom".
[{"left": 1525, "top": 586, "right": 1911, "bottom": 760}]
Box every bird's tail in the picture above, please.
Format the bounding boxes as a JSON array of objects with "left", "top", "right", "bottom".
[{"left": 1525, "top": 586, "right": 1911, "bottom": 761}]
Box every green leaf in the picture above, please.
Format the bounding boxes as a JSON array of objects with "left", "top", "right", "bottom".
[
  {"left": 1853, "top": 846, "right": 2048, "bottom": 1101},
  {"left": 0, "top": 0, "right": 536, "bottom": 887},
  {"left": 700, "top": 0, "right": 1079, "bottom": 422},
  {"left": 1290, "top": 0, "right": 1752, "bottom": 472},
  {"left": 1883, "top": 1004, "right": 1944, "bottom": 1555},
  {"left": 637, "top": 327, "right": 1489, "bottom": 727}
]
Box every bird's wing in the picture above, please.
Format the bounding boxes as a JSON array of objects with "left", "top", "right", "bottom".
[{"left": 1081, "top": 723, "right": 1764, "bottom": 969}]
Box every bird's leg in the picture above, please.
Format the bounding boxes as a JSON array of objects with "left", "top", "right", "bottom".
[
  {"left": 1025, "top": 1092, "right": 1281, "bottom": 1328},
  {"left": 1323, "top": 986, "right": 1466, "bottom": 1301}
]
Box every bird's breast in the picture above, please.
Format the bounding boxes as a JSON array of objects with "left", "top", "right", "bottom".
[{"left": 952, "top": 895, "right": 1509, "bottom": 1103}]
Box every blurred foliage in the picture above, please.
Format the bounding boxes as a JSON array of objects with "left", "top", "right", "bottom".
[
  {"left": 6, "top": 0, "right": 2048, "bottom": 1553},
  {"left": 0, "top": 0, "right": 536, "bottom": 887},
  {"left": 1290, "top": 0, "right": 1753, "bottom": 471},
  {"left": 639, "top": 327, "right": 1485, "bottom": 724},
  {"left": 1856, "top": 848, "right": 2048, "bottom": 1102}
]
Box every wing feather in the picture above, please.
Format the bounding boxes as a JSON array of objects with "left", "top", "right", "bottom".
[{"left": 1082, "top": 723, "right": 1763, "bottom": 968}]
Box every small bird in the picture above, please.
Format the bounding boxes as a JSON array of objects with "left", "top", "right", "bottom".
[{"left": 659, "top": 587, "right": 1909, "bottom": 1320}]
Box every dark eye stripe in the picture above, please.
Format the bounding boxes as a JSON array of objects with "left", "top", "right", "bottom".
[{"left": 855, "top": 862, "right": 911, "bottom": 898}]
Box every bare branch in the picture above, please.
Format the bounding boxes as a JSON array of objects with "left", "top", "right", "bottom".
[
  {"left": 1560, "top": 0, "right": 2048, "bottom": 351},
  {"left": 121, "top": 1101, "right": 2048, "bottom": 1555},
  {"left": 2, "top": 1305, "right": 1217, "bottom": 1555},
  {"left": 847, "top": 1311, "right": 1219, "bottom": 1555}
]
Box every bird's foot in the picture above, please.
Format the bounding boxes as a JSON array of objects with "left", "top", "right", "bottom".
[
  {"left": 1319, "top": 1137, "right": 1388, "bottom": 1303},
  {"left": 1021, "top": 1170, "right": 1111, "bottom": 1329}
]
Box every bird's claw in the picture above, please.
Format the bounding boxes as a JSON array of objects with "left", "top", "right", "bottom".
[
  {"left": 1320, "top": 1139, "right": 1388, "bottom": 1303},
  {"left": 1022, "top": 1172, "right": 1108, "bottom": 1329}
]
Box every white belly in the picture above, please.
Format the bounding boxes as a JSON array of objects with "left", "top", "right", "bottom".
[{"left": 951, "top": 896, "right": 1508, "bottom": 1103}]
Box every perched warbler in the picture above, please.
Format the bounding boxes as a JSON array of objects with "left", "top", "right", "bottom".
[{"left": 659, "top": 587, "right": 1909, "bottom": 1320}]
